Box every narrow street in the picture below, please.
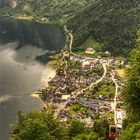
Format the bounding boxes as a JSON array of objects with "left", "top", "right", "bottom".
[
  {"left": 56, "top": 27, "right": 124, "bottom": 138},
  {"left": 55, "top": 61, "right": 107, "bottom": 115},
  {"left": 56, "top": 26, "right": 108, "bottom": 116},
  {"left": 82, "top": 62, "right": 107, "bottom": 91},
  {"left": 64, "top": 25, "right": 73, "bottom": 53}
]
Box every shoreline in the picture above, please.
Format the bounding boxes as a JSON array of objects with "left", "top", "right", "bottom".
[
  {"left": 1, "top": 15, "right": 62, "bottom": 25},
  {"left": 37, "top": 25, "right": 71, "bottom": 106},
  {"left": 41, "top": 66, "right": 56, "bottom": 88},
  {"left": 32, "top": 65, "right": 57, "bottom": 106}
]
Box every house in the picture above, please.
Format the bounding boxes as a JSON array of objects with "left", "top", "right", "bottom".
[
  {"left": 63, "top": 51, "right": 70, "bottom": 57},
  {"left": 85, "top": 48, "right": 95, "bottom": 54},
  {"left": 82, "top": 60, "right": 91, "bottom": 66},
  {"left": 42, "top": 18, "right": 48, "bottom": 21},
  {"left": 70, "top": 56, "right": 83, "bottom": 62},
  {"left": 105, "top": 51, "right": 110, "bottom": 55},
  {"left": 61, "top": 95, "right": 71, "bottom": 101}
]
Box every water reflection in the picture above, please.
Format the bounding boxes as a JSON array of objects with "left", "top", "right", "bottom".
[
  {"left": 0, "top": 17, "right": 65, "bottom": 52},
  {"left": 0, "top": 42, "right": 46, "bottom": 96},
  {"left": 0, "top": 17, "right": 65, "bottom": 140},
  {"left": 0, "top": 42, "right": 55, "bottom": 140}
]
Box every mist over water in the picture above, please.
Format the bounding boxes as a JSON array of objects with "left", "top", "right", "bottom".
[
  {"left": 0, "top": 42, "right": 48, "bottom": 95},
  {"left": 0, "top": 17, "right": 65, "bottom": 140}
]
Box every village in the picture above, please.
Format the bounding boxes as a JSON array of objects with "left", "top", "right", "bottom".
[{"left": 39, "top": 46, "right": 125, "bottom": 130}]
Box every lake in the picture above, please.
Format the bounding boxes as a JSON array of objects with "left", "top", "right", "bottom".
[{"left": 0, "top": 17, "right": 66, "bottom": 140}]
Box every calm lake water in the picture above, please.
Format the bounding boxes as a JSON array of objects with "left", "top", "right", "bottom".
[{"left": 0, "top": 17, "right": 66, "bottom": 140}]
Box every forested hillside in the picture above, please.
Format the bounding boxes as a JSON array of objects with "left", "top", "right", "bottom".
[
  {"left": 1, "top": 0, "right": 140, "bottom": 55},
  {"left": 121, "top": 29, "right": 140, "bottom": 140},
  {"left": 0, "top": 0, "right": 94, "bottom": 23},
  {"left": 68, "top": 0, "right": 140, "bottom": 55}
]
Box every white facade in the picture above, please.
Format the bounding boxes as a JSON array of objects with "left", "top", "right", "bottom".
[
  {"left": 61, "top": 95, "right": 71, "bottom": 100},
  {"left": 85, "top": 48, "right": 95, "bottom": 54}
]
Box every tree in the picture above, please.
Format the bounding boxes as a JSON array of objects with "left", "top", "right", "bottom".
[
  {"left": 10, "top": 107, "right": 112, "bottom": 140},
  {"left": 68, "top": 0, "right": 140, "bottom": 56},
  {"left": 68, "top": 120, "right": 87, "bottom": 138},
  {"left": 93, "top": 119, "right": 109, "bottom": 139},
  {"left": 72, "top": 132, "right": 99, "bottom": 140},
  {"left": 121, "top": 121, "right": 140, "bottom": 140},
  {"left": 123, "top": 29, "right": 140, "bottom": 121},
  {"left": 121, "top": 29, "right": 140, "bottom": 139},
  {"left": 10, "top": 108, "right": 68, "bottom": 140}
]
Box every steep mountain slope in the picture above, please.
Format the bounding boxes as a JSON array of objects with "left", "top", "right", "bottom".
[
  {"left": 67, "top": 0, "right": 140, "bottom": 55},
  {"left": 121, "top": 29, "right": 140, "bottom": 140},
  {"left": 1, "top": 0, "right": 140, "bottom": 55},
  {"left": 0, "top": 0, "right": 94, "bottom": 23}
]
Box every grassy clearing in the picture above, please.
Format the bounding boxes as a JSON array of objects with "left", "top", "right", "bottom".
[
  {"left": 97, "top": 84, "right": 115, "bottom": 98},
  {"left": 79, "top": 36, "right": 103, "bottom": 51},
  {"left": 68, "top": 103, "right": 88, "bottom": 116},
  {"left": 116, "top": 68, "right": 126, "bottom": 78},
  {"left": 73, "top": 36, "right": 103, "bottom": 56}
]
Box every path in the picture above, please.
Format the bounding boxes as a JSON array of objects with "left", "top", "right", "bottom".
[
  {"left": 55, "top": 26, "right": 108, "bottom": 115},
  {"left": 111, "top": 71, "right": 119, "bottom": 125},
  {"left": 64, "top": 25, "right": 73, "bottom": 53},
  {"left": 55, "top": 62, "right": 107, "bottom": 115},
  {"left": 82, "top": 62, "right": 107, "bottom": 92}
]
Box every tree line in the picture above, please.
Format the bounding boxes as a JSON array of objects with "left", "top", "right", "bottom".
[
  {"left": 10, "top": 107, "right": 109, "bottom": 140},
  {"left": 121, "top": 29, "right": 140, "bottom": 140}
]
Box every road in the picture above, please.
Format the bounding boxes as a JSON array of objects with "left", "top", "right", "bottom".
[
  {"left": 69, "top": 32, "right": 73, "bottom": 53},
  {"left": 82, "top": 62, "right": 107, "bottom": 92},
  {"left": 56, "top": 26, "right": 107, "bottom": 115},
  {"left": 111, "top": 71, "right": 119, "bottom": 125},
  {"left": 55, "top": 62, "right": 107, "bottom": 115},
  {"left": 64, "top": 25, "right": 73, "bottom": 53}
]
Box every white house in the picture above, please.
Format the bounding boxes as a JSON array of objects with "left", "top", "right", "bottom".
[
  {"left": 85, "top": 48, "right": 95, "bottom": 54},
  {"left": 61, "top": 95, "right": 71, "bottom": 101}
]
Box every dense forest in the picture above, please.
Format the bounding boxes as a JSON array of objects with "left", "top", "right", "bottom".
[
  {"left": 0, "top": 0, "right": 94, "bottom": 23},
  {"left": 10, "top": 107, "right": 109, "bottom": 140},
  {"left": 67, "top": 0, "right": 140, "bottom": 55},
  {"left": 121, "top": 29, "right": 140, "bottom": 140},
  {"left": 0, "top": 0, "right": 140, "bottom": 55}
]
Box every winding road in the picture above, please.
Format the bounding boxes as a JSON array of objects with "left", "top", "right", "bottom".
[
  {"left": 57, "top": 26, "right": 123, "bottom": 140},
  {"left": 64, "top": 25, "right": 73, "bottom": 53},
  {"left": 55, "top": 26, "right": 109, "bottom": 115},
  {"left": 55, "top": 62, "right": 107, "bottom": 115}
]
